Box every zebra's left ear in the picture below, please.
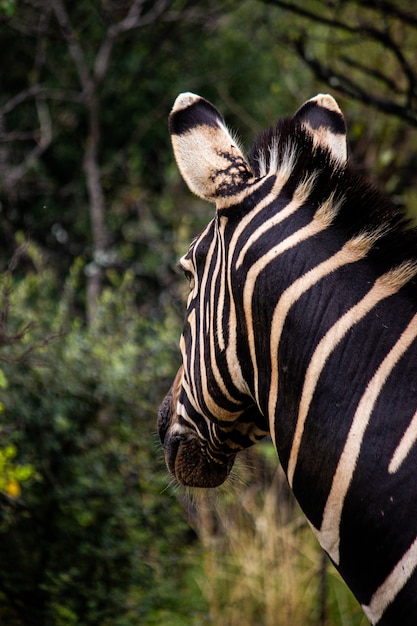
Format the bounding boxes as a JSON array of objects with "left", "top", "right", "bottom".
[
  {"left": 294, "top": 94, "right": 348, "bottom": 164},
  {"left": 169, "top": 93, "right": 252, "bottom": 203}
]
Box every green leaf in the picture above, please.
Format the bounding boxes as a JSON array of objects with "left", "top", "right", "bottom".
[{"left": 0, "top": 370, "right": 8, "bottom": 389}]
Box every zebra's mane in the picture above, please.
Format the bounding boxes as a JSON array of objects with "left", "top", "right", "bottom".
[{"left": 247, "top": 117, "right": 417, "bottom": 295}]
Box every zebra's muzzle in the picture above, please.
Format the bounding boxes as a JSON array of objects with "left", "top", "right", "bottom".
[
  {"left": 164, "top": 429, "right": 235, "bottom": 488},
  {"left": 157, "top": 371, "right": 236, "bottom": 488}
]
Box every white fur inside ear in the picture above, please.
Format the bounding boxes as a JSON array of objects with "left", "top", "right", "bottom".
[
  {"left": 172, "top": 127, "right": 250, "bottom": 202},
  {"left": 295, "top": 94, "right": 348, "bottom": 164},
  {"left": 312, "top": 95, "right": 347, "bottom": 162},
  {"left": 318, "top": 126, "right": 347, "bottom": 163},
  {"left": 169, "top": 94, "right": 252, "bottom": 202}
]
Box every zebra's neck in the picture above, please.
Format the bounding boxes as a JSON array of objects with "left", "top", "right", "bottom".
[
  {"left": 228, "top": 173, "right": 417, "bottom": 482},
  {"left": 226, "top": 172, "right": 417, "bottom": 620}
]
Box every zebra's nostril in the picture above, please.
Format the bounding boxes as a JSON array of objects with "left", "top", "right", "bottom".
[
  {"left": 157, "top": 393, "right": 172, "bottom": 444},
  {"left": 165, "top": 433, "right": 186, "bottom": 475}
]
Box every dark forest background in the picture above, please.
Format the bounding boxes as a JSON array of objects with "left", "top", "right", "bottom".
[{"left": 1, "top": 1, "right": 416, "bottom": 624}]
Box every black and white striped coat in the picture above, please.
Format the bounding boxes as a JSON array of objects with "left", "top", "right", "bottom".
[{"left": 158, "top": 92, "right": 417, "bottom": 625}]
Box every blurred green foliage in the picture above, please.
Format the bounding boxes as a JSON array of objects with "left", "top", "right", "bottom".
[
  {"left": 0, "top": 443, "right": 34, "bottom": 498},
  {"left": 0, "top": 247, "right": 209, "bottom": 625},
  {"left": 1, "top": 0, "right": 417, "bottom": 624}
]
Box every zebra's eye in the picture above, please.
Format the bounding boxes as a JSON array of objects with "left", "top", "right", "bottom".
[
  {"left": 177, "top": 259, "right": 195, "bottom": 291},
  {"left": 184, "top": 270, "right": 195, "bottom": 291}
]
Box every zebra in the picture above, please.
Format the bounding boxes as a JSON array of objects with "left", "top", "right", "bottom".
[{"left": 157, "top": 91, "right": 417, "bottom": 625}]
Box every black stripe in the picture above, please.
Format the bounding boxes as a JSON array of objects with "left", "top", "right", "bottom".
[
  {"left": 169, "top": 97, "right": 225, "bottom": 136},
  {"left": 296, "top": 99, "right": 346, "bottom": 135}
]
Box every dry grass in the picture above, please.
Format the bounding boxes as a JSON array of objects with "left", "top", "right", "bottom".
[{"left": 184, "top": 448, "right": 368, "bottom": 626}]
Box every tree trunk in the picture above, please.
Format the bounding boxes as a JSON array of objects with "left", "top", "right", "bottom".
[{"left": 83, "top": 91, "right": 108, "bottom": 324}]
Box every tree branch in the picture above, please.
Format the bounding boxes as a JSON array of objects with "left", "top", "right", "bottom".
[
  {"left": 262, "top": 0, "right": 360, "bottom": 35},
  {"left": 262, "top": 0, "right": 417, "bottom": 126},
  {"left": 50, "top": 0, "right": 93, "bottom": 96},
  {"left": 350, "top": 0, "right": 417, "bottom": 30},
  {"left": 94, "top": 0, "right": 170, "bottom": 84},
  {"left": 5, "top": 98, "right": 52, "bottom": 187},
  {"left": 1, "top": 86, "right": 81, "bottom": 115},
  {"left": 292, "top": 34, "right": 417, "bottom": 126}
]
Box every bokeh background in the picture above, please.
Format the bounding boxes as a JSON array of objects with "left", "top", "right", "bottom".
[{"left": 1, "top": 1, "right": 416, "bottom": 624}]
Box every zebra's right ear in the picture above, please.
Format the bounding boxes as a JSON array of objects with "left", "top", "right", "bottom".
[
  {"left": 294, "top": 94, "right": 348, "bottom": 164},
  {"left": 169, "top": 93, "right": 252, "bottom": 203}
]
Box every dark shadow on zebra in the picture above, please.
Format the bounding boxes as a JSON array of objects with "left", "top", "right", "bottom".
[{"left": 158, "top": 91, "right": 417, "bottom": 625}]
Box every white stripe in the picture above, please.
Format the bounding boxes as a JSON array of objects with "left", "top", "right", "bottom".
[
  {"left": 267, "top": 234, "right": 374, "bottom": 448},
  {"left": 286, "top": 270, "right": 409, "bottom": 487},
  {"left": 362, "top": 535, "right": 417, "bottom": 624},
  {"left": 227, "top": 152, "right": 301, "bottom": 273},
  {"left": 316, "top": 311, "right": 417, "bottom": 565},
  {"left": 236, "top": 172, "right": 317, "bottom": 270},
  {"left": 181, "top": 310, "right": 203, "bottom": 416},
  {"left": 216, "top": 217, "right": 227, "bottom": 351},
  {"left": 224, "top": 170, "right": 302, "bottom": 395},
  {"left": 245, "top": 194, "right": 340, "bottom": 409},
  {"left": 208, "top": 222, "right": 242, "bottom": 407},
  {"left": 216, "top": 141, "right": 298, "bottom": 211},
  {"left": 197, "top": 234, "right": 242, "bottom": 420},
  {"left": 388, "top": 408, "right": 417, "bottom": 474}
]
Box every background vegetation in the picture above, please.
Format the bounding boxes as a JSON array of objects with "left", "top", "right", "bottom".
[{"left": 1, "top": 1, "right": 416, "bottom": 624}]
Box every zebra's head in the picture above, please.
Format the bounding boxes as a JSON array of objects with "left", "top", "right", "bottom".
[{"left": 158, "top": 92, "right": 347, "bottom": 488}]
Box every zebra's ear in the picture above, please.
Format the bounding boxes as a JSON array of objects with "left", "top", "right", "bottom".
[
  {"left": 169, "top": 93, "right": 252, "bottom": 203},
  {"left": 294, "top": 94, "right": 348, "bottom": 164}
]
